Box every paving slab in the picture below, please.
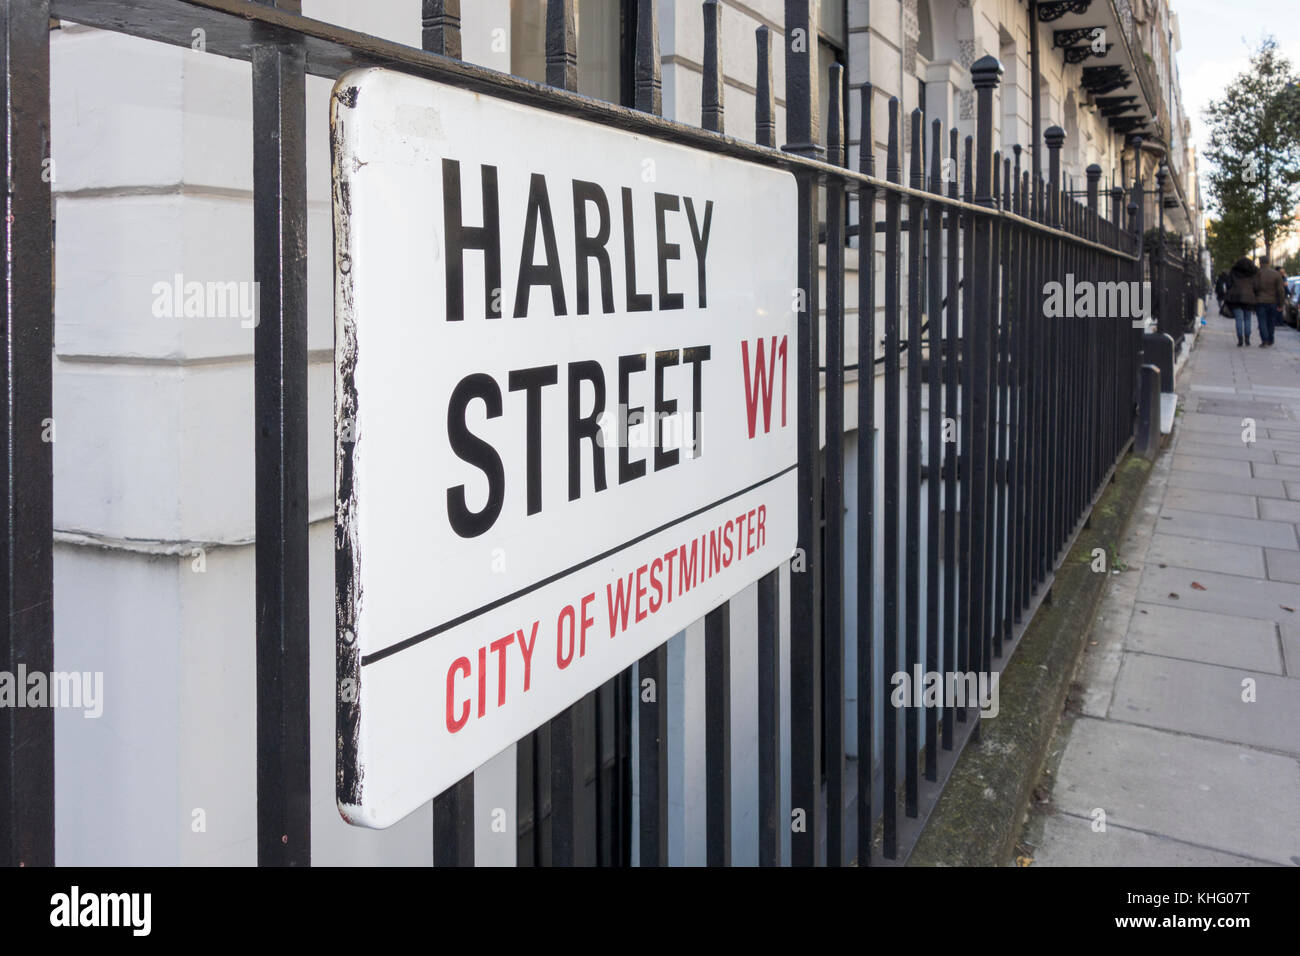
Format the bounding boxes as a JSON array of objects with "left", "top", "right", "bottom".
[
  {"left": 1110, "top": 653, "right": 1300, "bottom": 754},
  {"left": 1144, "top": 533, "right": 1265, "bottom": 578},
  {"left": 1265, "top": 548, "right": 1300, "bottom": 584},
  {"left": 1258, "top": 497, "right": 1300, "bottom": 522},
  {"left": 1193, "top": 398, "right": 1292, "bottom": 420},
  {"left": 1153, "top": 509, "right": 1297, "bottom": 550},
  {"left": 1247, "top": 384, "right": 1300, "bottom": 399},
  {"left": 1160, "top": 488, "right": 1258, "bottom": 518},
  {"left": 1169, "top": 431, "right": 1296, "bottom": 452},
  {"left": 1252, "top": 462, "right": 1300, "bottom": 481},
  {"left": 1167, "top": 469, "right": 1286, "bottom": 500},
  {"left": 1168, "top": 454, "right": 1251, "bottom": 478},
  {"left": 1139, "top": 564, "right": 1300, "bottom": 620},
  {"left": 1051, "top": 717, "right": 1300, "bottom": 866},
  {"left": 1077, "top": 572, "right": 1145, "bottom": 720},
  {"left": 1030, "top": 814, "right": 1271, "bottom": 867},
  {"left": 1175, "top": 440, "right": 1276, "bottom": 464},
  {"left": 1179, "top": 413, "right": 1254, "bottom": 430},
  {"left": 1124, "top": 603, "right": 1282, "bottom": 673},
  {"left": 1280, "top": 623, "right": 1300, "bottom": 679}
]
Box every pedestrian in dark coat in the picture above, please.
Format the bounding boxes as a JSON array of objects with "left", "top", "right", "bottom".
[
  {"left": 1256, "top": 259, "right": 1287, "bottom": 347},
  {"left": 1215, "top": 270, "right": 1231, "bottom": 306},
  {"left": 1226, "top": 257, "right": 1259, "bottom": 347}
]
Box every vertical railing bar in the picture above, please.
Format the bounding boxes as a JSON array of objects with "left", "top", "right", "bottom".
[
  {"left": 550, "top": 707, "right": 578, "bottom": 865},
  {"left": 705, "top": 601, "right": 732, "bottom": 866},
  {"left": 981, "top": 149, "right": 1001, "bottom": 672},
  {"left": 823, "top": 63, "right": 846, "bottom": 866},
  {"left": 957, "top": 134, "right": 973, "bottom": 727},
  {"left": 881, "top": 97, "right": 901, "bottom": 858},
  {"left": 433, "top": 773, "right": 475, "bottom": 866},
  {"left": 855, "top": 83, "right": 877, "bottom": 864},
  {"left": 757, "top": 569, "right": 781, "bottom": 865},
  {"left": 542, "top": 0, "right": 582, "bottom": 865},
  {"left": 633, "top": 0, "right": 668, "bottom": 867},
  {"left": 903, "top": 108, "right": 923, "bottom": 819},
  {"left": 422, "top": 4, "right": 475, "bottom": 868},
  {"left": 1037, "top": 171, "right": 1050, "bottom": 587},
  {"left": 1007, "top": 150, "right": 1021, "bottom": 631},
  {"left": 252, "top": 0, "right": 310, "bottom": 868},
  {"left": 615, "top": 666, "right": 633, "bottom": 865},
  {"left": 968, "top": 59, "right": 1001, "bottom": 718},
  {"left": 1002, "top": 154, "right": 1015, "bottom": 634},
  {"left": 595, "top": 680, "right": 611, "bottom": 865},
  {"left": 923, "top": 118, "right": 943, "bottom": 782},
  {"left": 784, "top": 0, "right": 823, "bottom": 868},
  {"left": 1046, "top": 129, "right": 1064, "bottom": 570},
  {"left": 0, "top": 0, "right": 54, "bottom": 869},
  {"left": 1012, "top": 158, "right": 1027, "bottom": 621},
  {"left": 993, "top": 155, "right": 1010, "bottom": 660},
  {"left": 755, "top": 25, "right": 780, "bottom": 869},
  {"left": 701, "top": 0, "right": 731, "bottom": 868},
  {"left": 941, "top": 127, "right": 959, "bottom": 751}
]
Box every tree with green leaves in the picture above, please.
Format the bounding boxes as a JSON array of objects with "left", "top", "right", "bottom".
[
  {"left": 1206, "top": 216, "right": 1256, "bottom": 278},
  {"left": 1204, "top": 37, "right": 1300, "bottom": 263}
]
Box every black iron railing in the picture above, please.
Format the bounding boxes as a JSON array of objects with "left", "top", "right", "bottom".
[{"left": 2, "top": 0, "right": 1147, "bottom": 867}]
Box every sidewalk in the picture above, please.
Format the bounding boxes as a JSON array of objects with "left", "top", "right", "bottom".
[{"left": 1024, "top": 314, "right": 1300, "bottom": 866}]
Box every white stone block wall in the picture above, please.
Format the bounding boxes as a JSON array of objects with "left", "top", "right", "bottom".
[{"left": 48, "top": 0, "right": 803, "bottom": 867}]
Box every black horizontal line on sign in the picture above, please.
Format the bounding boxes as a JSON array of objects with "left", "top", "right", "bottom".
[{"left": 360, "top": 462, "right": 799, "bottom": 666}]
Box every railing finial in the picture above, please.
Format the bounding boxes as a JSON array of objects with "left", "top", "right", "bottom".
[
  {"left": 755, "top": 26, "right": 775, "bottom": 147},
  {"left": 421, "top": 0, "right": 461, "bottom": 58},
  {"left": 634, "top": 0, "right": 662, "bottom": 115},
  {"left": 703, "top": 0, "right": 724, "bottom": 133}
]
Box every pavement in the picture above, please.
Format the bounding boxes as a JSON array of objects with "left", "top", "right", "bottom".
[{"left": 1023, "top": 311, "right": 1300, "bottom": 867}]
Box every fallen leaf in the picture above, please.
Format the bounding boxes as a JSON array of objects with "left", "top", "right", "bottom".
[
  {"left": 1015, "top": 855, "right": 1034, "bottom": 867},
  {"left": 1282, "top": 606, "right": 1295, "bottom": 613},
  {"left": 1191, "top": 582, "right": 1207, "bottom": 591}
]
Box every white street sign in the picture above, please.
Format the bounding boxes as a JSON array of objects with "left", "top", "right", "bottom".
[{"left": 333, "top": 68, "right": 798, "bottom": 828}]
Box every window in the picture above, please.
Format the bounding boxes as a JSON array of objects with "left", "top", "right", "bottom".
[
  {"left": 510, "top": 0, "right": 629, "bottom": 105},
  {"left": 917, "top": 0, "right": 933, "bottom": 61}
]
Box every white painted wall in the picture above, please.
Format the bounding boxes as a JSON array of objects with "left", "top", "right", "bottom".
[{"left": 49, "top": 0, "right": 804, "bottom": 867}]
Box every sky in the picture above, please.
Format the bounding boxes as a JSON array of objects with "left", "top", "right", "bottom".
[{"left": 1171, "top": 0, "right": 1300, "bottom": 211}]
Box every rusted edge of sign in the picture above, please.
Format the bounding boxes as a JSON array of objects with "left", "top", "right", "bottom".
[{"left": 332, "top": 76, "right": 364, "bottom": 816}]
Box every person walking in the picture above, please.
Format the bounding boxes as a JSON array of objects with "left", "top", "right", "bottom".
[
  {"left": 1215, "top": 269, "right": 1231, "bottom": 309},
  {"left": 1226, "top": 256, "right": 1260, "bottom": 347},
  {"left": 1257, "top": 258, "right": 1288, "bottom": 346}
]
